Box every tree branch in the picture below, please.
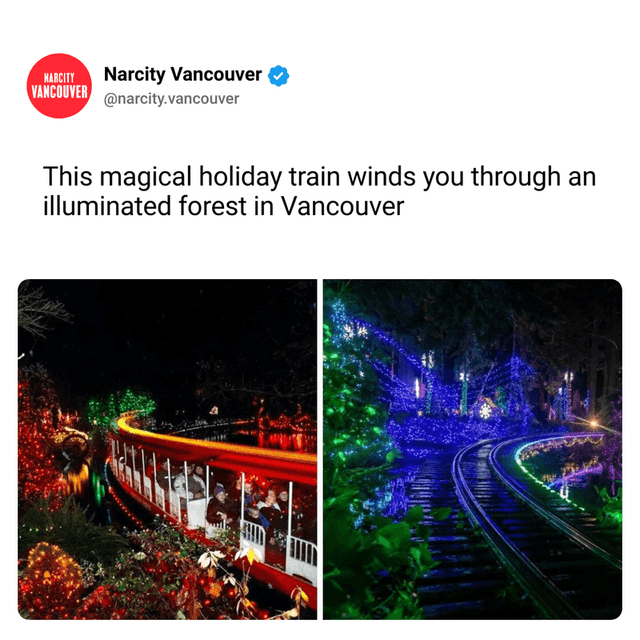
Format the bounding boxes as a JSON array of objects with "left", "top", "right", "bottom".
[{"left": 18, "top": 282, "right": 72, "bottom": 338}]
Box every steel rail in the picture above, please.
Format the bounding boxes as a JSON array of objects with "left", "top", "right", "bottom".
[
  {"left": 452, "top": 440, "right": 583, "bottom": 619},
  {"left": 489, "top": 435, "right": 622, "bottom": 571}
]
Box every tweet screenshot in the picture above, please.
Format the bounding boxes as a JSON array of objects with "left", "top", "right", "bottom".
[{"left": 5, "top": 0, "right": 637, "bottom": 631}]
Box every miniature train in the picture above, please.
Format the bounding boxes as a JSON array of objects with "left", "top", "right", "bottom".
[{"left": 108, "top": 412, "right": 317, "bottom": 609}]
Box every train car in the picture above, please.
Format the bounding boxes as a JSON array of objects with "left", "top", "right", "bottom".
[{"left": 107, "top": 412, "right": 317, "bottom": 610}]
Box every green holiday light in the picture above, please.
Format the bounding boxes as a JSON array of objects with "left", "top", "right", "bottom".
[
  {"left": 86, "top": 389, "right": 156, "bottom": 429},
  {"left": 515, "top": 438, "right": 588, "bottom": 511},
  {"left": 91, "top": 472, "right": 105, "bottom": 506}
]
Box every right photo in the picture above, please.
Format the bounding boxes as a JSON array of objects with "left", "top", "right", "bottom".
[{"left": 323, "top": 280, "right": 622, "bottom": 620}]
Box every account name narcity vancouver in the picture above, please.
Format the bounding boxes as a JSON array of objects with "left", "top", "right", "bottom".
[{"left": 105, "top": 67, "right": 262, "bottom": 85}]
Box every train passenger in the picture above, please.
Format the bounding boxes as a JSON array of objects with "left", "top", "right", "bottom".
[
  {"left": 173, "top": 463, "right": 206, "bottom": 501},
  {"left": 156, "top": 459, "right": 172, "bottom": 491},
  {"left": 275, "top": 486, "right": 289, "bottom": 515},
  {"left": 257, "top": 489, "right": 282, "bottom": 517},
  {"left": 143, "top": 456, "right": 155, "bottom": 480},
  {"left": 193, "top": 464, "right": 207, "bottom": 486},
  {"left": 258, "top": 488, "right": 286, "bottom": 545},
  {"left": 242, "top": 479, "right": 262, "bottom": 525},
  {"left": 244, "top": 479, "right": 258, "bottom": 503},
  {"left": 206, "top": 486, "right": 236, "bottom": 528},
  {"left": 227, "top": 475, "right": 243, "bottom": 505}
]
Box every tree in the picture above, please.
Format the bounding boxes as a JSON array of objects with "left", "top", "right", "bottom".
[
  {"left": 329, "top": 280, "right": 621, "bottom": 422},
  {"left": 514, "top": 281, "right": 621, "bottom": 419},
  {"left": 18, "top": 281, "right": 72, "bottom": 339},
  {"left": 18, "top": 364, "right": 67, "bottom": 509}
]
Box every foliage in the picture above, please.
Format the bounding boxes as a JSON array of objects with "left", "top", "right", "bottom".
[
  {"left": 86, "top": 388, "right": 156, "bottom": 441},
  {"left": 495, "top": 385, "right": 508, "bottom": 411},
  {"left": 19, "top": 515, "right": 307, "bottom": 620},
  {"left": 207, "top": 523, "right": 240, "bottom": 550},
  {"left": 73, "top": 521, "right": 303, "bottom": 620},
  {"left": 323, "top": 296, "right": 435, "bottom": 619},
  {"left": 597, "top": 395, "right": 622, "bottom": 433},
  {"left": 324, "top": 497, "right": 437, "bottom": 619},
  {"left": 594, "top": 485, "right": 622, "bottom": 529},
  {"left": 18, "top": 365, "right": 67, "bottom": 509},
  {"left": 325, "top": 280, "right": 515, "bottom": 366},
  {"left": 119, "top": 388, "right": 156, "bottom": 415},
  {"left": 19, "top": 496, "right": 128, "bottom": 566},
  {"left": 324, "top": 280, "right": 622, "bottom": 417},
  {"left": 19, "top": 542, "right": 83, "bottom": 619},
  {"left": 610, "top": 395, "right": 622, "bottom": 431}
]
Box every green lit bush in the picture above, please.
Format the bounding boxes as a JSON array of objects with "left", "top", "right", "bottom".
[
  {"left": 323, "top": 299, "right": 435, "bottom": 619},
  {"left": 19, "top": 496, "right": 128, "bottom": 567}
]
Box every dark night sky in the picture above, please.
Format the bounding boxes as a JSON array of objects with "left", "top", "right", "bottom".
[{"left": 18, "top": 280, "right": 317, "bottom": 417}]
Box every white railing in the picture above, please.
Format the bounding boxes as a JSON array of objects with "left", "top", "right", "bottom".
[
  {"left": 143, "top": 476, "right": 153, "bottom": 501},
  {"left": 186, "top": 498, "right": 207, "bottom": 530},
  {"left": 240, "top": 521, "right": 266, "bottom": 561},
  {"left": 286, "top": 536, "right": 318, "bottom": 586},
  {"left": 169, "top": 490, "right": 181, "bottom": 520},
  {"left": 125, "top": 466, "right": 132, "bottom": 486},
  {"left": 154, "top": 483, "right": 165, "bottom": 510},
  {"left": 205, "top": 520, "right": 227, "bottom": 540},
  {"left": 133, "top": 470, "right": 141, "bottom": 494}
]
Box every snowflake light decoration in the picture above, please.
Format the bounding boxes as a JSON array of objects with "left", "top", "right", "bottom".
[
  {"left": 479, "top": 402, "right": 492, "bottom": 420},
  {"left": 344, "top": 323, "right": 368, "bottom": 340}
]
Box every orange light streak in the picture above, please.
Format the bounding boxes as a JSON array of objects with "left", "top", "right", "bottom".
[{"left": 116, "top": 415, "right": 316, "bottom": 465}]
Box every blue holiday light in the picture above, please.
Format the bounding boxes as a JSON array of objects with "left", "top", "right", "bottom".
[{"left": 331, "top": 302, "right": 538, "bottom": 450}]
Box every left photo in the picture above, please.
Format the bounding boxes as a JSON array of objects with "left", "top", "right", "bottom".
[{"left": 17, "top": 280, "right": 317, "bottom": 619}]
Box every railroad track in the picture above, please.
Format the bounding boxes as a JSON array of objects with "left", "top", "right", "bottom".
[
  {"left": 411, "top": 450, "right": 539, "bottom": 619},
  {"left": 489, "top": 436, "right": 622, "bottom": 571},
  {"left": 411, "top": 436, "right": 622, "bottom": 619}
]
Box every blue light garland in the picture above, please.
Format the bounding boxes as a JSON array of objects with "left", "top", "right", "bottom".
[{"left": 333, "top": 303, "right": 538, "bottom": 450}]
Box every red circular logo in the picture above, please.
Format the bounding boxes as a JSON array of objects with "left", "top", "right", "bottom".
[{"left": 27, "top": 53, "right": 92, "bottom": 118}]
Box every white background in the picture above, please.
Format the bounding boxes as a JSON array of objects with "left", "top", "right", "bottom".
[{"left": 2, "top": 0, "right": 638, "bottom": 632}]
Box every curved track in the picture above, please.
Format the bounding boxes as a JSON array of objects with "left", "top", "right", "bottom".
[
  {"left": 489, "top": 436, "right": 621, "bottom": 570},
  {"left": 452, "top": 437, "right": 621, "bottom": 619},
  {"left": 412, "top": 450, "right": 538, "bottom": 619}
]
